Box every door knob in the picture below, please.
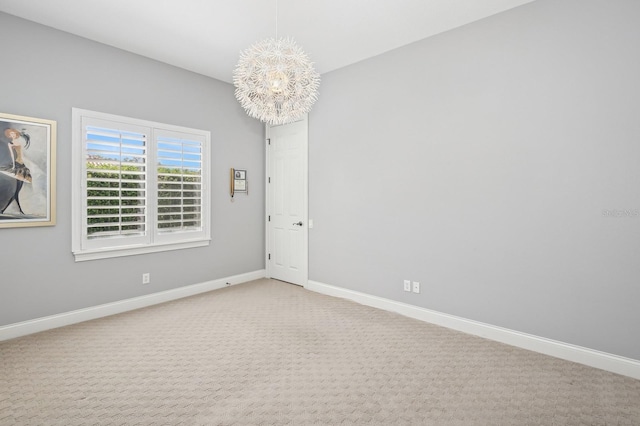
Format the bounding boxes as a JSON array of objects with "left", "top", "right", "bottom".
[{"left": 293, "top": 221, "right": 303, "bottom": 226}]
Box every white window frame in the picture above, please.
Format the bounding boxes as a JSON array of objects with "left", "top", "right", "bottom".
[{"left": 72, "top": 108, "right": 211, "bottom": 262}]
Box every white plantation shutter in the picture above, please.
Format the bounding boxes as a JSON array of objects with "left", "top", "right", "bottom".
[
  {"left": 84, "top": 123, "right": 148, "bottom": 243},
  {"left": 155, "top": 130, "right": 205, "bottom": 242},
  {"left": 72, "top": 109, "right": 210, "bottom": 261}
]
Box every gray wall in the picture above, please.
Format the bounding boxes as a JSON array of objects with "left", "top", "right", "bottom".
[
  {"left": 0, "top": 13, "right": 264, "bottom": 326},
  {"left": 309, "top": 0, "right": 640, "bottom": 360}
]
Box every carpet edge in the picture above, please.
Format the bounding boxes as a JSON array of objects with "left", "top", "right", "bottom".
[
  {"left": 305, "top": 279, "right": 640, "bottom": 380},
  {"left": 0, "top": 269, "right": 266, "bottom": 341}
]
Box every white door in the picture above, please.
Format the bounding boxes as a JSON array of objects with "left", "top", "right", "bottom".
[{"left": 266, "top": 117, "right": 308, "bottom": 286}]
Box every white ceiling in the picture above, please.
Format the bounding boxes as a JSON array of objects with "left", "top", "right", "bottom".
[{"left": 0, "top": 0, "right": 535, "bottom": 84}]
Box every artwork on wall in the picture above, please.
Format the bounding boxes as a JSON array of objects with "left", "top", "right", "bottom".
[
  {"left": 230, "top": 168, "right": 248, "bottom": 200},
  {"left": 0, "top": 112, "right": 57, "bottom": 228}
]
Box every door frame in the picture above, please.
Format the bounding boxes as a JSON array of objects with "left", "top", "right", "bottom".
[{"left": 265, "top": 116, "right": 309, "bottom": 286}]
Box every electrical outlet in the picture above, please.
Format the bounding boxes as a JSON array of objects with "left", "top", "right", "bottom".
[
  {"left": 412, "top": 281, "right": 420, "bottom": 294},
  {"left": 142, "top": 273, "right": 150, "bottom": 284},
  {"left": 403, "top": 280, "right": 411, "bottom": 292}
]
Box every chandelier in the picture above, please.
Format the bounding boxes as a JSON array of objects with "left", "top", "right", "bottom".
[{"left": 233, "top": 2, "right": 320, "bottom": 126}]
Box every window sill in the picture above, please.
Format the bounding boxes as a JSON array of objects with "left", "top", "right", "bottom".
[{"left": 73, "top": 239, "right": 210, "bottom": 262}]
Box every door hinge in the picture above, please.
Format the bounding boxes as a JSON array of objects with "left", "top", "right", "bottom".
[
  {"left": 268, "top": 177, "right": 271, "bottom": 183},
  {"left": 268, "top": 253, "right": 271, "bottom": 260},
  {"left": 268, "top": 215, "right": 271, "bottom": 221},
  {"left": 267, "top": 138, "right": 271, "bottom": 145}
]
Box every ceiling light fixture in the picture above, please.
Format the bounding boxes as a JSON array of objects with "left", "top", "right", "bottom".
[{"left": 233, "top": 0, "right": 320, "bottom": 126}]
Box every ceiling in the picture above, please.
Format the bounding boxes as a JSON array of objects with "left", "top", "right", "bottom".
[{"left": 0, "top": 0, "right": 535, "bottom": 84}]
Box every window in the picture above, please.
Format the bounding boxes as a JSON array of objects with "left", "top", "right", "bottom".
[{"left": 72, "top": 108, "right": 210, "bottom": 261}]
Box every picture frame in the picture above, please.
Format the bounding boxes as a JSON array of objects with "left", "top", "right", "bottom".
[
  {"left": 233, "top": 169, "right": 247, "bottom": 192},
  {"left": 0, "top": 112, "right": 57, "bottom": 228}
]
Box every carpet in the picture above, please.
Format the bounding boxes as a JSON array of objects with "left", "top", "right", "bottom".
[{"left": 1, "top": 279, "right": 639, "bottom": 425}]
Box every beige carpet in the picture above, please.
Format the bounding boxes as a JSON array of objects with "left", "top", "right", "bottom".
[{"left": 1, "top": 279, "right": 639, "bottom": 425}]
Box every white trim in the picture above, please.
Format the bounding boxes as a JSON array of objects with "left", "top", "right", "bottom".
[
  {"left": 73, "top": 239, "right": 210, "bottom": 262},
  {"left": 0, "top": 270, "right": 266, "bottom": 342},
  {"left": 71, "top": 107, "right": 211, "bottom": 262},
  {"left": 264, "top": 133, "right": 270, "bottom": 277},
  {"left": 305, "top": 280, "right": 640, "bottom": 380}
]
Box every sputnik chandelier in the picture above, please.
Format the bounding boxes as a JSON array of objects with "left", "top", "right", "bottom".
[{"left": 233, "top": 0, "right": 320, "bottom": 126}]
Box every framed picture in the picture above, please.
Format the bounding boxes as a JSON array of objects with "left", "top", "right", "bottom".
[
  {"left": 0, "top": 112, "right": 57, "bottom": 228},
  {"left": 234, "top": 169, "right": 246, "bottom": 180},
  {"left": 233, "top": 169, "right": 247, "bottom": 192}
]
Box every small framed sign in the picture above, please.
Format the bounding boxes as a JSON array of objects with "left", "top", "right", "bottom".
[
  {"left": 230, "top": 168, "right": 247, "bottom": 198},
  {"left": 234, "top": 169, "right": 247, "bottom": 191}
]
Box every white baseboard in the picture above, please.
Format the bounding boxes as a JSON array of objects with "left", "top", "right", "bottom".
[
  {"left": 0, "top": 269, "right": 266, "bottom": 342},
  {"left": 305, "top": 280, "right": 640, "bottom": 380}
]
